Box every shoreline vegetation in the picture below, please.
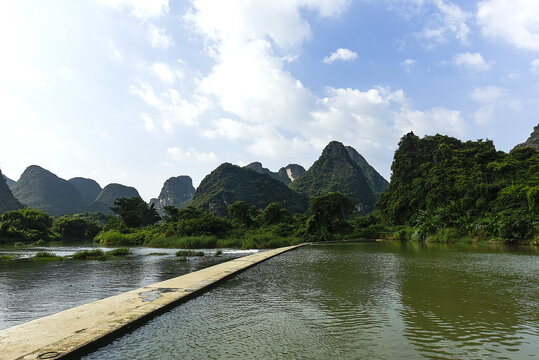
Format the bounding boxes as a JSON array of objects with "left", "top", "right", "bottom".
[{"left": 0, "top": 133, "right": 537, "bottom": 250}]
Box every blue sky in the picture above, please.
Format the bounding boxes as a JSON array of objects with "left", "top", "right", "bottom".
[{"left": 0, "top": 0, "right": 538, "bottom": 201}]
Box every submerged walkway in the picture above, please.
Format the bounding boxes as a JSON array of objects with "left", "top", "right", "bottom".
[{"left": 0, "top": 245, "right": 304, "bottom": 360}]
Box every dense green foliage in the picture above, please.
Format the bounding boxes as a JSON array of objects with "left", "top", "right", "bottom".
[
  {"left": 345, "top": 146, "right": 389, "bottom": 196},
  {"left": 0, "top": 169, "right": 22, "bottom": 214},
  {"left": 190, "top": 163, "right": 308, "bottom": 217},
  {"left": 0, "top": 208, "right": 54, "bottom": 243},
  {"left": 11, "top": 165, "right": 85, "bottom": 216},
  {"left": 377, "top": 133, "right": 538, "bottom": 243},
  {"left": 53, "top": 215, "right": 101, "bottom": 240},
  {"left": 110, "top": 197, "right": 160, "bottom": 228},
  {"left": 290, "top": 141, "right": 377, "bottom": 213}
]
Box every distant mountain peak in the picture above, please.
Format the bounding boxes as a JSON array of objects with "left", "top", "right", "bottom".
[
  {"left": 154, "top": 175, "right": 195, "bottom": 214},
  {"left": 10, "top": 165, "right": 85, "bottom": 216},
  {"left": 244, "top": 162, "right": 305, "bottom": 184},
  {"left": 0, "top": 169, "right": 22, "bottom": 214},
  {"left": 69, "top": 177, "right": 102, "bottom": 204},
  {"left": 290, "top": 141, "right": 384, "bottom": 213}
]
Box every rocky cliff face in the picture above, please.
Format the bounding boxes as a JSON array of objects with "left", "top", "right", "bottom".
[
  {"left": 244, "top": 162, "right": 305, "bottom": 184},
  {"left": 0, "top": 169, "right": 22, "bottom": 214},
  {"left": 154, "top": 176, "right": 195, "bottom": 214},
  {"left": 513, "top": 123, "right": 539, "bottom": 151},
  {"left": 11, "top": 165, "right": 85, "bottom": 216}
]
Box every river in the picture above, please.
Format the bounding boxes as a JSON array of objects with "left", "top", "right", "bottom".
[{"left": 2, "top": 242, "right": 538, "bottom": 359}]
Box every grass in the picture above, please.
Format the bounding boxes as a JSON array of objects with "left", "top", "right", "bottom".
[
  {"left": 107, "top": 248, "right": 131, "bottom": 256},
  {"left": 0, "top": 255, "right": 14, "bottom": 260},
  {"left": 148, "top": 252, "right": 168, "bottom": 256},
  {"left": 72, "top": 248, "right": 130, "bottom": 260},
  {"left": 144, "top": 235, "right": 218, "bottom": 249},
  {"left": 33, "top": 251, "right": 64, "bottom": 261},
  {"left": 214, "top": 249, "right": 223, "bottom": 256},
  {"left": 175, "top": 250, "right": 205, "bottom": 257}
]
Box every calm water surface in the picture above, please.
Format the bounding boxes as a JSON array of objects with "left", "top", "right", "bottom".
[
  {"left": 83, "top": 242, "right": 539, "bottom": 360},
  {"left": 0, "top": 244, "right": 256, "bottom": 330}
]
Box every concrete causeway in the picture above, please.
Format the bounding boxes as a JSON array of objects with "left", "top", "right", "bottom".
[{"left": 0, "top": 245, "right": 304, "bottom": 359}]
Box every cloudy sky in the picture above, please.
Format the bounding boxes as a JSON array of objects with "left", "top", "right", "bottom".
[{"left": 1, "top": 0, "right": 538, "bottom": 200}]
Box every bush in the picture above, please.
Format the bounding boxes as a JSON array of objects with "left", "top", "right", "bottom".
[
  {"left": 498, "top": 211, "right": 535, "bottom": 242},
  {"left": 107, "top": 248, "right": 131, "bottom": 256},
  {"left": 0, "top": 208, "right": 53, "bottom": 243},
  {"left": 53, "top": 216, "right": 101, "bottom": 241},
  {"left": 175, "top": 250, "right": 204, "bottom": 257},
  {"left": 34, "top": 251, "right": 59, "bottom": 258},
  {"left": 72, "top": 249, "right": 107, "bottom": 260}
]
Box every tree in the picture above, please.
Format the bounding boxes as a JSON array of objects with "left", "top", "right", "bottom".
[
  {"left": 262, "top": 202, "right": 291, "bottom": 225},
  {"left": 0, "top": 208, "right": 53, "bottom": 242},
  {"left": 163, "top": 206, "right": 180, "bottom": 223},
  {"left": 110, "top": 197, "right": 160, "bottom": 228},
  {"left": 228, "top": 201, "right": 253, "bottom": 226},
  {"left": 53, "top": 216, "right": 101, "bottom": 240},
  {"left": 306, "top": 192, "right": 355, "bottom": 240}
]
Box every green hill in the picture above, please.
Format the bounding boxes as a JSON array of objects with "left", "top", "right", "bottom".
[
  {"left": 289, "top": 141, "right": 376, "bottom": 213},
  {"left": 345, "top": 146, "right": 388, "bottom": 197},
  {"left": 377, "top": 132, "right": 539, "bottom": 225},
  {"left": 190, "top": 163, "right": 308, "bottom": 216},
  {"left": 0, "top": 169, "right": 23, "bottom": 214},
  {"left": 93, "top": 183, "right": 140, "bottom": 212},
  {"left": 11, "top": 165, "right": 85, "bottom": 216},
  {"left": 69, "top": 177, "right": 102, "bottom": 204}
]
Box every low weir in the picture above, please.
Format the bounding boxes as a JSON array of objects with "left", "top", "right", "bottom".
[{"left": 0, "top": 245, "right": 304, "bottom": 359}]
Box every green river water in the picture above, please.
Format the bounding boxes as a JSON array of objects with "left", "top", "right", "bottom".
[{"left": 81, "top": 242, "right": 538, "bottom": 359}]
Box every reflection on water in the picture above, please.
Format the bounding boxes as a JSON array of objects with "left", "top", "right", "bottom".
[
  {"left": 84, "top": 242, "right": 538, "bottom": 360},
  {"left": 0, "top": 245, "right": 255, "bottom": 330}
]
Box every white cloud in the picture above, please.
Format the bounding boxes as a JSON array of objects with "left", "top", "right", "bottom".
[
  {"left": 99, "top": 0, "right": 169, "bottom": 18},
  {"left": 151, "top": 62, "right": 182, "bottom": 83},
  {"left": 322, "top": 48, "right": 358, "bottom": 64},
  {"left": 508, "top": 70, "right": 520, "bottom": 80},
  {"left": 167, "top": 146, "right": 217, "bottom": 162},
  {"left": 416, "top": 0, "right": 471, "bottom": 46},
  {"left": 147, "top": 24, "right": 173, "bottom": 49},
  {"left": 402, "top": 58, "right": 417, "bottom": 73},
  {"left": 453, "top": 52, "right": 491, "bottom": 71},
  {"left": 471, "top": 86, "right": 506, "bottom": 103},
  {"left": 130, "top": 82, "right": 208, "bottom": 132},
  {"left": 127, "top": 0, "right": 469, "bottom": 177},
  {"left": 142, "top": 113, "right": 154, "bottom": 131},
  {"left": 477, "top": 0, "right": 539, "bottom": 51},
  {"left": 531, "top": 59, "right": 539, "bottom": 74},
  {"left": 470, "top": 86, "right": 519, "bottom": 126},
  {"left": 109, "top": 41, "right": 123, "bottom": 61}
]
